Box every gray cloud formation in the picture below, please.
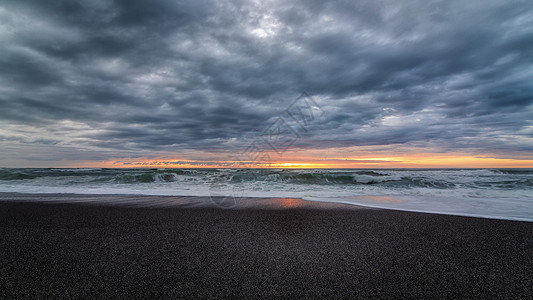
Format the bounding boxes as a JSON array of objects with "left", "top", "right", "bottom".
[{"left": 0, "top": 0, "right": 532, "bottom": 165}]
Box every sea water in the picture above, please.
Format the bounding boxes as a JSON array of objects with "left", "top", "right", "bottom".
[{"left": 0, "top": 168, "right": 532, "bottom": 221}]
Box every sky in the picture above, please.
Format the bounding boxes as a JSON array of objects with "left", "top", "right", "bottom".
[{"left": 0, "top": 0, "right": 532, "bottom": 168}]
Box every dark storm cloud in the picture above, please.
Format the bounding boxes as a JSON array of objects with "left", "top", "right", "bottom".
[{"left": 0, "top": 0, "right": 532, "bottom": 164}]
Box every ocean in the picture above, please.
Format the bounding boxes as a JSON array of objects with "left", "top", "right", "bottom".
[{"left": 1, "top": 168, "right": 532, "bottom": 221}]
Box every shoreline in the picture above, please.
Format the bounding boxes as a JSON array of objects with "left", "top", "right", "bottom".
[
  {"left": 0, "top": 192, "right": 369, "bottom": 210},
  {"left": 1, "top": 194, "right": 533, "bottom": 298},
  {"left": 1, "top": 192, "right": 532, "bottom": 223}
]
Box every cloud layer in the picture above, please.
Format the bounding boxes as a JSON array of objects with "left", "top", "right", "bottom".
[{"left": 1, "top": 0, "right": 532, "bottom": 166}]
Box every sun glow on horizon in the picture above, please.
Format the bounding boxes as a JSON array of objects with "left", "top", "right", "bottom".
[{"left": 92, "top": 153, "right": 533, "bottom": 169}]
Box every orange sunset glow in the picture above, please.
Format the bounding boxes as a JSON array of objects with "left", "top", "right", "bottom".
[{"left": 97, "top": 153, "right": 533, "bottom": 169}]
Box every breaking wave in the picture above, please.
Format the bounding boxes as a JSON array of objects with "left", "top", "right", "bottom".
[
  {"left": 1, "top": 168, "right": 532, "bottom": 221},
  {"left": 1, "top": 168, "right": 532, "bottom": 189}
]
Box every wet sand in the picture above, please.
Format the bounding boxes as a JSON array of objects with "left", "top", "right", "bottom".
[{"left": 1, "top": 194, "right": 532, "bottom": 299}]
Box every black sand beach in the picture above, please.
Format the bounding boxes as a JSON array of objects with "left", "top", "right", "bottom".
[{"left": 1, "top": 194, "right": 532, "bottom": 299}]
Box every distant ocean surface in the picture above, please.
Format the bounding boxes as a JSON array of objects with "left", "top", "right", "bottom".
[{"left": 1, "top": 168, "right": 532, "bottom": 221}]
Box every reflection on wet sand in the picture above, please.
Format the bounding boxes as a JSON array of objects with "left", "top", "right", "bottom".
[{"left": 0, "top": 193, "right": 366, "bottom": 210}]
